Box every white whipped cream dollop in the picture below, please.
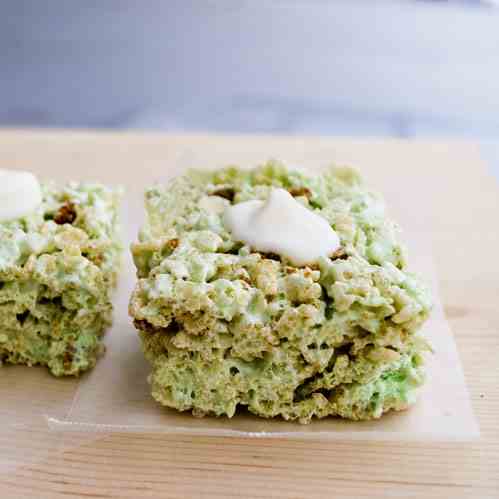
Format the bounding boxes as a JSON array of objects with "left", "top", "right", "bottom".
[
  {"left": 223, "top": 188, "right": 340, "bottom": 266},
  {"left": 0, "top": 169, "right": 43, "bottom": 222}
]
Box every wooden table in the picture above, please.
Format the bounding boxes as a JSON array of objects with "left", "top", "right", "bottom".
[{"left": 0, "top": 131, "right": 498, "bottom": 498}]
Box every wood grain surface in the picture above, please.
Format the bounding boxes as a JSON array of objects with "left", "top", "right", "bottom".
[{"left": 0, "top": 131, "right": 498, "bottom": 499}]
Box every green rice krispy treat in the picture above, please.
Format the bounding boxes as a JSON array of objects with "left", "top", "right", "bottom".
[
  {"left": 0, "top": 181, "right": 122, "bottom": 376},
  {"left": 130, "top": 161, "right": 432, "bottom": 423}
]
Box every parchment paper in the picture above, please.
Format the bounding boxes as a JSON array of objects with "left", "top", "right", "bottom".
[{"left": 42, "top": 199, "right": 479, "bottom": 442}]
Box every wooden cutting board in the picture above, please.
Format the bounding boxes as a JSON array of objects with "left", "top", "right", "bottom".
[{"left": 0, "top": 130, "right": 498, "bottom": 498}]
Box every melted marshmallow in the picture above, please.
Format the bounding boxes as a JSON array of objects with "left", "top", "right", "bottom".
[
  {"left": 223, "top": 188, "right": 340, "bottom": 266},
  {"left": 0, "top": 169, "right": 42, "bottom": 222}
]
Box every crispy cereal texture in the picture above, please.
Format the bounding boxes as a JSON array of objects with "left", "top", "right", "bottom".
[
  {"left": 0, "top": 181, "right": 121, "bottom": 376},
  {"left": 130, "top": 162, "right": 431, "bottom": 422}
]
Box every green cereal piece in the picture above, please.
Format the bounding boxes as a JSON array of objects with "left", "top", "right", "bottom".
[
  {"left": 130, "top": 161, "right": 432, "bottom": 422},
  {"left": 0, "top": 181, "right": 122, "bottom": 376}
]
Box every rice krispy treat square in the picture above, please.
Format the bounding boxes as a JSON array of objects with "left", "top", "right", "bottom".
[
  {"left": 0, "top": 181, "right": 121, "bottom": 376},
  {"left": 130, "top": 162, "right": 431, "bottom": 423}
]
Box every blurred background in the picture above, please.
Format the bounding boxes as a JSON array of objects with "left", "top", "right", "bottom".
[{"left": 1, "top": 0, "right": 498, "bottom": 174}]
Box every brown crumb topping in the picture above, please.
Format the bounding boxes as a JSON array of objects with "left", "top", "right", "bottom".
[
  {"left": 54, "top": 201, "right": 77, "bottom": 225},
  {"left": 260, "top": 252, "right": 281, "bottom": 262},
  {"left": 166, "top": 238, "right": 179, "bottom": 250},
  {"left": 211, "top": 187, "right": 235, "bottom": 202},
  {"left": 288, "top": 187, "right": 312, "bottom": 198},
  {"left": 90, "top": 253, "right": 104, "bottom": 266},
  {"left": 330, "top": 247, "right": 348, "bottom": 260}
]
